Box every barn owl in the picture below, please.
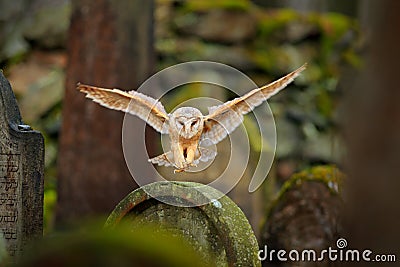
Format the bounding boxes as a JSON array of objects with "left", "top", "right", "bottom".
[{"left": 78, "top": 63, "right": 306, "bottom": 172}]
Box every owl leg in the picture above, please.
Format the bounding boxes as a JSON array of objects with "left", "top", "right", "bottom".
[
  {"left": 184, "top": 145, "right": 198, "bottom": 168},
  {"left": 186, "top": 147, "right": 194, "bottom": 163},
  {"left": 175, "top": 145, "right": 187, "bottom": 169}
]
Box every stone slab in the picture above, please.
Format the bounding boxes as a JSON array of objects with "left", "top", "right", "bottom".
[
  {"left": 0, "top": 70, "right": 44, "bottom": 257},
  {"left": 106, "top": 181, "right": 261, "bottom": 267}
]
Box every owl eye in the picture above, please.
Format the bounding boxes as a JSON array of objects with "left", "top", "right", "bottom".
[
  {"left": 191, "top": 121, "right": 197, "bottom": 127},
  {"left": 178, "top": 121, "right": 185, "bottom": 126}
]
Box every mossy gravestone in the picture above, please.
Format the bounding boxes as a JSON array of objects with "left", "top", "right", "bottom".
[
  {"left": 106, "top": 181, "right": 261, "bottom": 267},
  {"left": 0, "top": 71, "right": 44, "bottom": 257},
  {"left": 261, "top": 166, "right": 343, "bottom": 266}
]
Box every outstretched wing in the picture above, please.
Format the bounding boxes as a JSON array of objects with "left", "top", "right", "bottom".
[
  {"left": 202, "top": 63, "right": 307, "bottom": 144},
  {"left": 78, "top": 83, "right": 169, "bottom": 134}
]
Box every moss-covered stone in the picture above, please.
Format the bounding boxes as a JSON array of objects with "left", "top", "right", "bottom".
[
  {"left": 277, "top": 165, "right": 344, "bottom": 198},
  {"left": 262, "top": 165, "right": 344, "bottom": 266},
  {"left": 106, "top": 181, "right": 261, "bottom": 267}
]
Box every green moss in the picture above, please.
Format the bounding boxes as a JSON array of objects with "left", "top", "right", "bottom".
[
  {"left": 280, "top": 165, "right": 343, "bottom": 200},
  {"left": 316, "top": 84, "right": 335, "bottom": 118},
  {"left": 43, "top": 189, "right": 57, "bottom": 234},
  {"left": 343, "top": 48, "right": 363, "bottom": 68},
  {"left": 313, "top": 12, "right": 353, "bottom": 39},
  {"left": 105, "top": 181, "right": 261, "bottom": 267},
  {"left": 256, "top": 9, "right": 299, "bottom": 38},
  {"left": 266, "top": 165, "right": 344, "bottom": 219},
  {"left": 183, "top": 0, "right": 252, "bottom": 12}
]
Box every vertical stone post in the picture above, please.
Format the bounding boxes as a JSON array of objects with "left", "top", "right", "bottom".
[{"left": 0, "top": 71, "right": 44, "bottom": 257}]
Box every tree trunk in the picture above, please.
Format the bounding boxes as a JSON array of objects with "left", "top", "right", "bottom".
[
  {"left": 343, "top": 0, "right": 400, "bottom": 262},
  {"left": 56, "top": 0, "right": 154, "bottom": 224}
]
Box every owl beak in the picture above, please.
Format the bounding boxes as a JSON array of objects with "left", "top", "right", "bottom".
[{"left": 184, "top": 121, "right": 192, "bottom": 135}]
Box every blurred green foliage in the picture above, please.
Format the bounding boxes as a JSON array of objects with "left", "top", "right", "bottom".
[
  {"left": 14, "top": 224, "right": 210, "bottom": 267},
  {"left": 182, "top": 0, "right": 251, "bottom": 11}
]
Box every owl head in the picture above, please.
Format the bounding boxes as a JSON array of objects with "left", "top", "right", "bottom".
[{"left": 170, "top": 107, "right": 204, "bottom": 139}]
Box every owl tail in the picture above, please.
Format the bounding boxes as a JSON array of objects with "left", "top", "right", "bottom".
[{"left": 148, "top": 151, "right": 174, "bottom": 167}]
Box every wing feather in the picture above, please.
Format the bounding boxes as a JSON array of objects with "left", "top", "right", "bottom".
[
  {"left": 78, "top": 83, "right": 169, "bottom": 134},
  {"left": 202, "top": 63, "right": 307, "bottom": 144}
]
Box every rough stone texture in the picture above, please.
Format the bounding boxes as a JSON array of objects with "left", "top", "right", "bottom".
[
  {"left": 0, "top": 233, "right": 6, "bottom": 263},
  {"left": 106, "top": 181, "right": 261, "bottom": 267},
  {"left": 0, "top": 0, "right": 71, "bottom": 62},
  {"left": 23, "top": 1, "right": 71, "bottom": 48},
  {"left": 175, "top": 10, "right": 256, "bottom": 43},
  {"left": 261, "top": 166, "right": 342, "bottom": 267},
  {"left": 0, "top": 71, "right": 44, "bottom": 257}
]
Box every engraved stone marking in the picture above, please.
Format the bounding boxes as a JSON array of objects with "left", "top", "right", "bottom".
[{"left": 0, "top": 71, "right": 44, "bottom": 257}]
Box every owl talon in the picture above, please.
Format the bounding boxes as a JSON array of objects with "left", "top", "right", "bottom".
[
  {"left": 174, "top": 168, "right": 185, "bottom": 173},
  {"left": 173, "top": 161, "right": 196, "bottom": 173},
  {"left": 183, "top": 161, "right": 197, "bottom": 169}
]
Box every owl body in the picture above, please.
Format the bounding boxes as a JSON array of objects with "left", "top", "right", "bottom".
[
  {"left": 168, "top": 107, "right": 204, "bottom": 169},
  {"left": 77, "top": 63, "right": 307, "bottom": 172}
]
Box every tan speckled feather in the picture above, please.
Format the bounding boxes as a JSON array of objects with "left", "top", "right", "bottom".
[
  {"left": 77, "top": 83, "right": 169, "bottom": 134},
  {"left": 202, "top": 63, "right": 307, "bottom": 144}
]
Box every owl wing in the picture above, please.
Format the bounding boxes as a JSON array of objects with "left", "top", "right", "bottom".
[
  {"left": 202, "top": 63, "right": 307, "bottom": 144},
  {"left": 78, "top": 83, "right": 169, "bottom": 134},
  {"left": 193, "top": 146, "right": 218, "bottom": 165}
]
